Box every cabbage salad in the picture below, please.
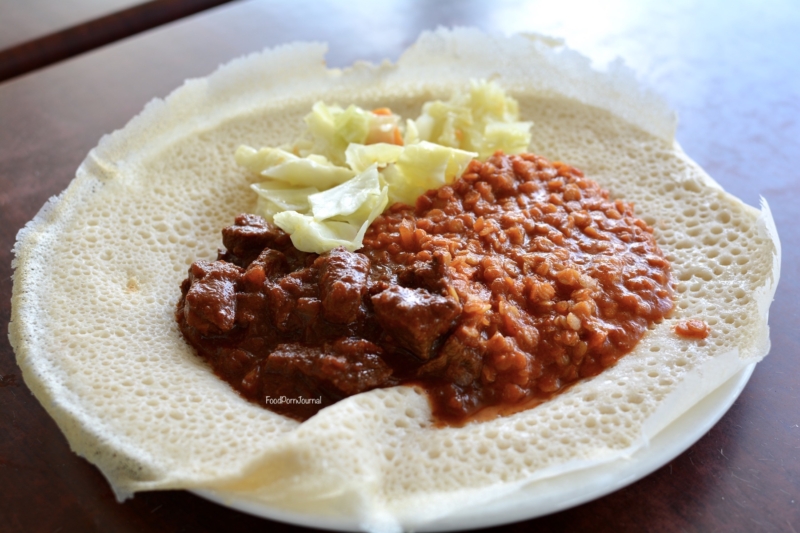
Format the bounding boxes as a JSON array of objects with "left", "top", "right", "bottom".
[{"left": 236, "top": 80, "right": 532, "bottom": 253}]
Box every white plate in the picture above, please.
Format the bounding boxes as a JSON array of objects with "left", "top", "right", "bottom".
[{"left": 193, "top": 363, "right": 755, "bottom": 531}]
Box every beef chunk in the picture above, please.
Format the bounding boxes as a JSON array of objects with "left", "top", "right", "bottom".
[
  {"left": 182, "top": 260, "right": 243, "bottom": 335},
  {"left": 317, "top": 248, "right": 370, "bottom": 324},
  {"left": 418, "top": 332, "right": 483, "bottom": 386},
  {"left": 259, "top": 338, "right": 393, "bottom": 419},
  {"left": 397, "top": 250, "right": 449, "bottom": 292},
  {"left": 250, "top": 248, "right": 289, "bottom": 281},
  {"left": 371, "top": 286, "right": 462, "bottom": 360},
  {"left": 318, "top": 337, "right": 394, "bottom": 395},
  {"left": 234, "top": 292, "right": 267, "bottom": 327},
  {"left": 220, "top": 214, "right": 292, "bottom": 267}
]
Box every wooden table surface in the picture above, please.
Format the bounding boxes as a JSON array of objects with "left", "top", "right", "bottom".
[
  {"left": 1, "top": 1, "right": 798, "bottom": 532},
  {"left": 0, "top": 0, "right": 234, "bottom": 82},
  {"left": 0, "top": 0, "right": 148, "bottom": 50}
]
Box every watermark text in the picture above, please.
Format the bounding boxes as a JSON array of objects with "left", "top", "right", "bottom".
[{"left": 265, "top": 395, "right": 322, "bottom": 405}]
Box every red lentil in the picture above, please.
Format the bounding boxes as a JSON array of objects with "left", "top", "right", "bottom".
[{"left": 675, "top": 319, "right": 709, "bottom": 339}]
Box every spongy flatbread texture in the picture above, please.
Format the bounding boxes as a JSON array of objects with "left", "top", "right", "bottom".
[{"left": 10, "top": 29, "right": 780, "bottom": 531}]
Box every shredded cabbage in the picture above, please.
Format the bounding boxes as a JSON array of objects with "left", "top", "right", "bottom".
[
  {"left": 396, "top": 141, "right": 475, "bottom": 189},
  {"left": 236, "top": 81, "right": 531, "bottom": 253},
  {"left": 308, "top": 166, "right": 383, "bottom": 221},
  {"left": 297, "top": 103, "right": 403, "bottom": 166},
  {"left": 274, "top": 184, "right": 388, "bottom": 253},
  {"left": 250, "top": 182, "right": 318, "bottom": 222},
  {"left": 272, "top": 212, "right": 361, "bottom": 254},
  {"left": 411, "top": 80, "right": 533, "bottom": 158},
  {"left": 345, "top": 143, "right": 404, "bottom": 173},
  {"left": 236, "top": 145, "right": 354, "bottom": 189}
]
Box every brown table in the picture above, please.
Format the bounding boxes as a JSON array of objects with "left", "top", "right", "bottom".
[
  {"left": 0, "top": 0, "right": 235, "bottom": 82},
  {"left": 1, "top": 1, "right": 798, "bottom": 531}
]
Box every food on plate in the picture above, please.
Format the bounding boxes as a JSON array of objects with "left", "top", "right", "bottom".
[
  {"left": 9, "top": 29, "right": 779, "bottom": 531},
  {"left": 177, "top": 150, "right": 673, "bottom": 423}
]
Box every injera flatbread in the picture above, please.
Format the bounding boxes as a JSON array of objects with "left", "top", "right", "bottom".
[{"left": 9, "top": 29, "right": 780, "bottom": 532}]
